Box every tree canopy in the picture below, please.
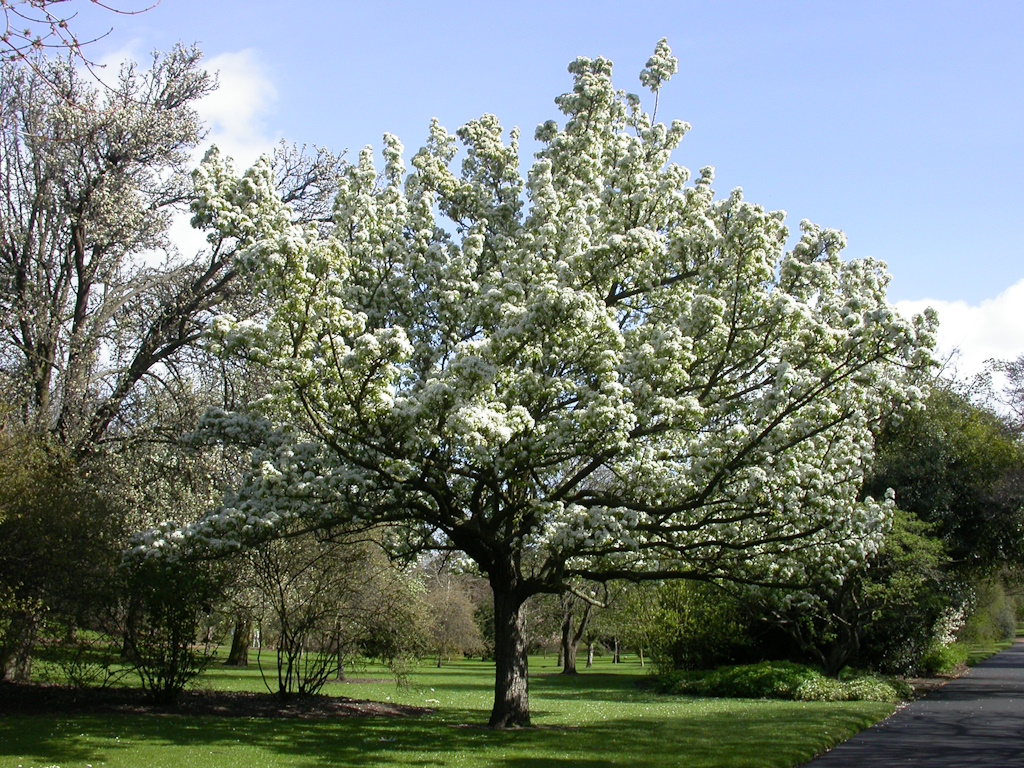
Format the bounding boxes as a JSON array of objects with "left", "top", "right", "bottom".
[{"left": 136, "top": 40, "right": 935, "bottom": 726}]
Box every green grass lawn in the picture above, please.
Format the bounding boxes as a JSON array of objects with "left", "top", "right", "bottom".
[{"left": 1, "top": 654, "right": 893, "bottom": 768}]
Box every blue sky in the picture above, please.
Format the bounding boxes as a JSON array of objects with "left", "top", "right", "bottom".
[{"left": 71, "top": 0, "right": 1024, "bottom": 375}]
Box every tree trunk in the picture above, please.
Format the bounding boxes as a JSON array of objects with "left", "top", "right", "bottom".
[
  {"left": 586, "top": 641, "right": 594, "bottom": 668},
  {"left": 613, "top": 637, "right": 620, "bottom": 664},
  {"left": 639, "top": 646, "right": 645, "bottom": 667},
  {"left": 225, "top": 618, "right": 250, "bottom": 666},
  {"left": 489, "top": 584, "right": 530, "bottom": 728}
]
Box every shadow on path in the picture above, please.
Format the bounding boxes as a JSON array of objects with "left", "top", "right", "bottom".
[{"left": 803, "top": 640, "right": 1024, "bottom": 767}]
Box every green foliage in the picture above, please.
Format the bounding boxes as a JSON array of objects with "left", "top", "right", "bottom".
[
  {"left": 857, "top": 510, "right": 952, "bottom": 673},
  {"left": 656, "top": 661, "right": 909, "bottom": 702},
  {"left": 864, "top": 386, "right": 1024, "bottom": 571},
  {"left": 0, "top": 431, "right": 124, "bottom": 680},
  {"left": 960, "top": 576, "right": 1019, "bottom": 645},
  {"left": 919, "top": 642, "right": 969, "bottom": 676},
  {"left": 650, "top": 581, "right": 753, "bottom": 672},
  {"left": 0, "top": 584, "right": 44, "bottom": 681}
]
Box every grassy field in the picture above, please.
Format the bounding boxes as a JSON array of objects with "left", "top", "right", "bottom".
[{"left": 0, "top": 654, "right": 893, "bottom": 768}]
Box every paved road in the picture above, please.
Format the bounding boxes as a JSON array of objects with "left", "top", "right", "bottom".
[{"left": 803, "top": 640, "right": 1024, "bottom": 767}]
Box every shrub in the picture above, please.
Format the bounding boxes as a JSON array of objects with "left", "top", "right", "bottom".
[
  {"left": 960, "top": 578, "right": 1018, "bottom": 646},
  {"left": 919, "top": 643, "right": 969, "bottom": 676},
  {"left": 123, "top": 558, "right": 224, "bottom": 704},
  {"left": 35, "top": 624, "right": 126, "bottom": 689},
  {"left": 655, "top": 661, "right": 907, "bottom": 702}
]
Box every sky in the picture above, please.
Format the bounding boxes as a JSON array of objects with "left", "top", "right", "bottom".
[{"left": 66, "top": 0, "right": 1024, "bottom": 378}]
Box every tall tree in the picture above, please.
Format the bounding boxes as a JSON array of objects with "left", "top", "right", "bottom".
[
  {"left": 0, "top": 46, "right": 221, "bottom": 449},
  {"left": 145, "top": 40, "right": 934, "bottom": 726},
  {"left": 0, "top": 47, "right": 346, "bottom": 679}
]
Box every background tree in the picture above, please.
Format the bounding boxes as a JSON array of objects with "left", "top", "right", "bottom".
[
  {"left": 248, "top": 531, "right": 428, "bottom": 697},
  {"left": 612, "top": 582, "right": 663, "bottom": 667},
  {"left": 0, "top": 46, "right": 217, "bottom": 448},
  {"left": 0, "top": 46, "right": 350, "bottom": 678},
  {"left": 556, "top": 586, "right": 608, "bottom": 674},
  {"left": 864, "top": 384, "right": 1024, "bottom": 572},
  {"left": 422, "top": 561, "right": 485, "bottom": 667},
  {"left": 160, "top": 40, "right": 934, "bottom": 727}
]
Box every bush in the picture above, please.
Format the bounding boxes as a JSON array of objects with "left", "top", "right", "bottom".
[
  {"left": 0, "top": 585, "right": 44, "bottom": 681},
  {"left": 124, "top": 558, "right": 224, "bottom": 704},
  {"left": 34, "top": 624, "right": 126, "bottom": 689},
  {"left": 919, "top": 643, "right": 969, "bottom": 676},
  {"left": 655, "top": 661, "right": 908, "bottom": 702}
]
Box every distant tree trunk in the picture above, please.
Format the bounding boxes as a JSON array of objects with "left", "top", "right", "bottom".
[
  {"left": 121, "top": 597, "right": 140, "bottom": 662},
  {"left": 639, "top": 646, "right": 645, "bottom": 667},
  {"left": 488, "top": 578, "right": 530, "bottom": 728},
  {"left": 586, "top": 641, "right": 595, "bottom": 668},
  {"left": 225, "top": 618, "right": 250, "bottom": 666},
  {"left": 561, "top": 605, "right": 577, "bottom": 674},
  {"left": 613, "top": 637, "right": 620, "bottom": 664},
  {"left": 560, "top": 595, "right": 592, "bottom": 676},
  {"left": 1, "top": 611, "right": 37, "bottom": 682}
]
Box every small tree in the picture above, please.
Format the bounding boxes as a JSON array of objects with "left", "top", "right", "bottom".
[
  {"left": 557, "top": 588, "right": 600, "bottom": 674},
  {"left": 650, "top": 581, "right": 753, "bottom": 672},
  {"left": 608, "top": 582, "right": 662, "bottom": 666}
]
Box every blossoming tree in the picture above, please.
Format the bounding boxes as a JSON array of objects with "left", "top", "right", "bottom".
[{"left": 142, "top": 41, "right": 935, "bottom": 727}]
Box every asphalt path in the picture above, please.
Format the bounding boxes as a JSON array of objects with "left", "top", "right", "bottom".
[{"left": 802, "top": 640, "right": 1024, "bottom": 767}]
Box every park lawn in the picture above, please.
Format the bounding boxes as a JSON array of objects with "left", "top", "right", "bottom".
[{"left": 1, "top": 655, "right": 893, "bottom": 768}]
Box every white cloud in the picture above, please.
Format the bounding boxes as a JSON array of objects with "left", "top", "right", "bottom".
[
  {"left": 197, "top": 49, "right": 279, "bottom": 168},
  {"left": 93, "top": 41, "right": 143, "bottom": 77},
  {"left": 166, "top": 50, "right": 279, "bottom": 259},
  {"left": 896, "top": 279, "right": 1024, "bottom": 379}
]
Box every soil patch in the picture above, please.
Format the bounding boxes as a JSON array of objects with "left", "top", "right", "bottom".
[{"left": 0, "top": 682, "right": 431, "bottom": 720}]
